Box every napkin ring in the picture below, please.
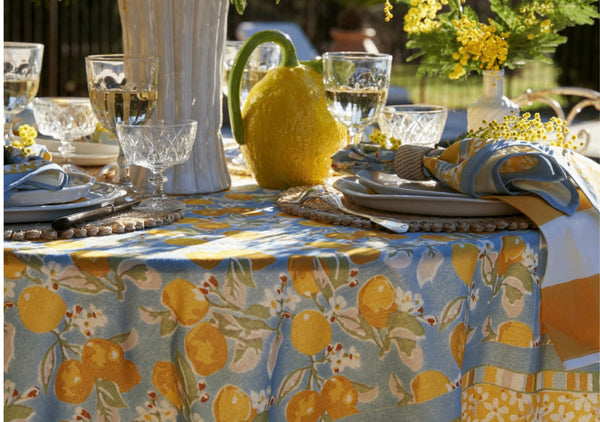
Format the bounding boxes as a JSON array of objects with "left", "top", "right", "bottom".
[{"left": 393, "top": 144, "right": 435, "bottom": 181}]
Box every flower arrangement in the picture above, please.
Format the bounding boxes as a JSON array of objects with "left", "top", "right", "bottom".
[{"left": 383, "top": 0, "right": 599, "bottom": 79}]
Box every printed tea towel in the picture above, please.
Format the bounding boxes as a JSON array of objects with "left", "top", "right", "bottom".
[{"left": 420, "top": 139, "right": 599, "bottom": 370}]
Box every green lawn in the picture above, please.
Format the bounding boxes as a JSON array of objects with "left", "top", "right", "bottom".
[{"left": 391, "top": 61, "right": 560, "bottom": 110}]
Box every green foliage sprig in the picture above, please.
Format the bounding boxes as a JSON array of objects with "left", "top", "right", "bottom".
[
  {"left": 231, "top": 0, "right": 280, "bottom": 14},
  {"left": 383, "top": 0, "right": 598, "bottom": 79}
]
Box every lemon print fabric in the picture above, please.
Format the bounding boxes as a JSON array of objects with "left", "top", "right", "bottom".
[
  {"left": 213, "top": 385, "right": 257, "bottom": 422},
  {"left": 55, "top": 338, "right": 141, "bottom": 404},
  {"left": 496, "top": 321, "right": 534, "bottom": 347},
  {"left": 358, "top": 275, "right": 398, "bottom": 328},
  {"left": 161, "top": 278, "right": 209, "bottom": 326},
  {"left": 18, "top": 285, "right": 66, "bottom": 333},
  {"left": 152, "top": 361, "right": 183, "bottom": 409},
  {"left": 410, "top": 370, "right": 452, "bottom": 404},
  {"left": 54, "top": 359, "right": 94, "bottom": 404},
  {"left": 286, "top": 390, "right": 323, "bottom": 422},
  {"left": 185, "top": 322, "right": 228, "bottom": 376},
  {"left": 291, "top": 309, "right": 332, "bottom": 355},
  {"left": 320, "top": 375, "right": 359, "bottom": 420}
]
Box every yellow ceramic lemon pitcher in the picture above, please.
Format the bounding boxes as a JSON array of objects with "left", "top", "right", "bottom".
[{"left": 228, "top": 30, "right": 346, "bottom": 189}]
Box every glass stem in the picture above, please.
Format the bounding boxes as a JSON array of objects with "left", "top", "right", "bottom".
[
  {"left": 59, "top": 136, "right": 76, "bottom": 167},
  {"left": 149, "top": 170, "right": 168, "bottom": 201},
  {"left": 347, "top": 126, "right": 364, "bottom": 145},
  {"left": 116, "top": 144, "right": 133, "bottom": 187},
  {"left": 4, "top": 116, "right": 15, "bottom": 143}
]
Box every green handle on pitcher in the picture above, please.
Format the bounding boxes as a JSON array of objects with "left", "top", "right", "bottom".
[{"left": 227, "top": 30, "right": 299, "bottom": 145}]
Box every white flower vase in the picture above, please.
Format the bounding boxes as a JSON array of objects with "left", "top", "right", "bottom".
[
  {"left": 118, "top": 0, "right": 231, "bottom": 194},
  {"left": 467, "top": 69, "right": 520, "bottom": 133}
]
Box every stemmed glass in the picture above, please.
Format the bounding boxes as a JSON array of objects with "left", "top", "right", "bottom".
[
  {"left": 31, "top": 97, "right": 98, "bottom": 172},
  {"left": 116, "top": 120, "right": 197, "bottom": 212},
  {"left": 85, "top": 54, "right": 159, "bottom": 189},
  {"left": 222, "top": 41, "right": 280, "bottom": 107},
  {"left": 322, "top": 52, "right": 392, "bottom": 145},
  {"left": 4, "top": 42, "right": 44, "bottom": 142}
]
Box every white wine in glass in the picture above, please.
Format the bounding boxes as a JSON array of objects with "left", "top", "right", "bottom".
[
  {"left": 323, "top": 52, "right": 392, "bottom": 145},
  {"left": 87, "top": 89, "right": 158, "bottom": 135},
  {"left": 85, "top": 54, "right": 159, "bottom": 190},
  {"left": 4, "top": 42, "right": 44, "bottom": 142}
]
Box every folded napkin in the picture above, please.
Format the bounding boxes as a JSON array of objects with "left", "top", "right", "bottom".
[
  {"left": 4, "top": 145, "right": 70, "bottom": 202},
  {"left": 332, "top": 139, "right": 600, "bottom": 369}
]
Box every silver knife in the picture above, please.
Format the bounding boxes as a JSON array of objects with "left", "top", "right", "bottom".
[{"left": 51, "top": 199, "right": 141, "bottom": 230}]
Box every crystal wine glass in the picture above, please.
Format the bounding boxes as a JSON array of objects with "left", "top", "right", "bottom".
[
  {"left": 32, "top": 97, "right": 98, "bottom": 172},
  {"left": 222, "top": 40, "right": 280, "bottom": 106},
  {"left": 4, "top": 42, "right": 44, "bottom": 143},
  {"left": 116, "top": 120, "right": 197, "bottom": 212},
  {"left": 322, "top": 52, "right": 392, "bottom": 145},
  {"left": 85, "top": 54, "right": 159, "bottom": 189}
]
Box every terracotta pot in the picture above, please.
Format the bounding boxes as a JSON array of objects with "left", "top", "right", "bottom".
[{"left": 329, "top": 28, "right": 379, "bottom": 54}]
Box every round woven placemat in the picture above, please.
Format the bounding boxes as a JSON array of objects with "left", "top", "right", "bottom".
[
  {"left": 4, "top": 208, "right": 185, "bottom": 241},
  {"left": 277, "top": 185, "right": 534, "bottom": 233}
]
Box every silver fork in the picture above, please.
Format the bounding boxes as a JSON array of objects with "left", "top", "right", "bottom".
[{"left": 297, "top": 186, "right": 409, "bottom": 233}]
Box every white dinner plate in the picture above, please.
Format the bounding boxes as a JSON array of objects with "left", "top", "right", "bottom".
[
  {"left": 355, "top": 170, "right": 468, "bottom": 198},
  {"left": 334, "top": 178, "right": 519, "bottom": 217},
  {"left": 36, "top": 138, "right": 119, "bottom": 167},
  {"left": 5, "top": 173, "right": 94, "bottom": 207},
  {"left": 4, "top": 182, "right": 127, "bottom": 224}
]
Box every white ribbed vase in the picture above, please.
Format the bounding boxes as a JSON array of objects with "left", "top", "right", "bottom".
[
  {"left": 467, "top": 69, "right": 520, "bottom": 133},
  {"left": 118, "top": 0, "right": 231, "bottom": 194}
]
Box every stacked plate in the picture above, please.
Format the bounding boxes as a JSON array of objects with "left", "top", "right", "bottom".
[
  {"left": 4, "top": 173, "right": 126, "bottom": 224},
  {"left": 36, "top": 139, "right": 119, "bottom": 167},
  {"left": 334, "top": 170, "right": 519, "bottom": 217}
]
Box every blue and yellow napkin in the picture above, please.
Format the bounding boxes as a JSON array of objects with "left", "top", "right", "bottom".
[
  {"left": 4, "top": 145, "right": 70, "bottom": 203},
  {"left": 332, "top": 139, "right": 600, "bottom": 369}
]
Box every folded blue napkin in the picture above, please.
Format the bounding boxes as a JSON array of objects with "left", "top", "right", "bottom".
[
  {"left": 4, "top": 145, "right": 70, "bottom": 203},
  {"left": 331, "top": 140, "right": 600, "bottom": 215}
]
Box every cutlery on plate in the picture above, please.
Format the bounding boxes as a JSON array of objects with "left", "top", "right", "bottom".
[
  {"left": 50, "top": 198, "right": 141, "bottom": 230},
  {"left": 297, "top": 186, "right": 409, "bottom": 233}
]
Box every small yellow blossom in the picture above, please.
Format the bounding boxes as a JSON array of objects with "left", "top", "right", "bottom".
[
  {"left": 384, "top": 0, "right": 394, "bottom": 21},
  {"left": 369, "top": 128, "right": 402, "bottom": 150},
  {"left": 12, "top": 124, "right": 39, "bottom": 156},
  {"left": 466, "top": 112, "right": 583, "bottom": 150}
]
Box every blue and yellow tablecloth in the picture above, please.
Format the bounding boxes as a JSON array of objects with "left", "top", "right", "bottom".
[{"left": 4, "top": 179, "right": 599, "bottom": 421}]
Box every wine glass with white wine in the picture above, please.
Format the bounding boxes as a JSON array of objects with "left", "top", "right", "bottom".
[
  {"left": 4, "top": 42, "right": 44, "bottom": 143},
  {"left": 322, "top": 52, "right": 392, "bottom": 145},
  {"left": 85, "top": 54, "right": 159, "bottom": 190}
]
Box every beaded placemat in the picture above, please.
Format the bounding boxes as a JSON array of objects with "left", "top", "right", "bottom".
[
  {"left": 277, "top": 185, "right": 535, "bottom": 233},
  {"left": 4, "top": 208, "right": 185, "bottom": 241}
]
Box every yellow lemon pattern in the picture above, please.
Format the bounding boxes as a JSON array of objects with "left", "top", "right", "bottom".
[
  {"left": 185, "top": 322, "right": 228, "bottom": 376},
  {"left": 80, "top": 338, "right": 141, "bottom": 392},
  {"left": 286, "top": 390, "right": 323, "bottom": 422},
  {"left": 6, "top": 172, "right": 582, "bottom": 421},
  {"left": 213, "top": 385, "right": 257, "bottom": 422},
  {"left": 54, "top": 359, "right": 94, "bottom": 404},
  {"left": 162, "top": 278, "right": 209, "bottom": 326},
  {"left": 18, "top": 286, "right": 66, "bottom": 333},
  {"left": 358, "top": 275, "right": 398, "bottom": 328},
  {"left": 152, "top": 361, "right": 183, "bottom": 409},
  {"left": 320, "top": 375, "right": 359, "bottom": 420},
  {"left": 291, "top": 310, "right": 332, "bottom": 355},
  {"left": 410, "top": 370, "right": 452, "bottom": 404}
]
